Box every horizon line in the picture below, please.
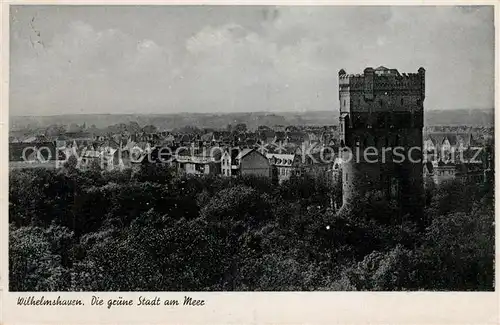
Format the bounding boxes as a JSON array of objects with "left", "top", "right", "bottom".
[{"left": 9, "top": 107, "right": 495, "bottom": 118}]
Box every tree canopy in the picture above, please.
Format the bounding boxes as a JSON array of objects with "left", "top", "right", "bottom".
[{"left": 9, "top": 166, "right": 494, "bottom": 291}]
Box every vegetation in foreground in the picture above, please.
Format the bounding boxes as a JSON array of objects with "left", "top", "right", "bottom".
[{"left": 9, "top": 162, "right": 494, "bottom": 291}]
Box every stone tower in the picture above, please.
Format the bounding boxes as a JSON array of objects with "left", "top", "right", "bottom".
[{"left": 338, "top": 66, "right": 425, "bottom": 218}]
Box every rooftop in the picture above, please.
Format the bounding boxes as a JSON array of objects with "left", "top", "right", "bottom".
[{"left": 373, "top": 66, "right": 400, "bottom": 76}]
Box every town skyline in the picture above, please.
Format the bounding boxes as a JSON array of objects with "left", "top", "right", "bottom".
[
  {"left": 10, "top": 5, "right": 494, "bottom": 116},
  {"left": 8, "top": 107, "right": 495, "bottom": 118}
]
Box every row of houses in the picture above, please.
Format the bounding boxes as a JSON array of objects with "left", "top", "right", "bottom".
[
  {"left": 421, "top": 132, "right": 493, "bottom": 186},
  {"left": 10, "top": 127, "right": 489, "bottom": 151},
  {"left": 423, "top": 157, "right": 493, "bottom": 186},
  {"left": 143, "top": 146, "right": 335, "bottom": 183},
  {"left": 423, "top": 132, "right": 484, "bottom": 155},
  {"left": 10, "top": 128, "right": 338, "bottom": 149},
  {"left": 9, "top": 129, "right": 492, "bottom": 186},
  {"left": 9, "top": 135, "right": 337, "bottom": 184}
]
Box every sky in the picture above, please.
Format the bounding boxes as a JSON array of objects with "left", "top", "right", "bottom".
[{"left": 9, "top": 5, "right": 495, "bottom": 116}]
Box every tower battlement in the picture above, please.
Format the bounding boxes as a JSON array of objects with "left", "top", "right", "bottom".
[
  {"left": 337, "top": 66, "right": 425, "bottom": 221},
  {"left": 338, "top": 66, "right": 425, "bottom": 114},
  {"left": 339, "top": 66, "right": 425, "bottom": 100}
]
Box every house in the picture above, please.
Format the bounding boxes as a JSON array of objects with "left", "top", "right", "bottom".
[
  {"left": 231, "top": 148, "right": 271, "bottom": 178},
  {"left": 266, "top": 153, "right": 300, "bottom": 183},
  {"left": 174, "top": 146, "right": 221, "bottom": 176},
  {"left": 200, "top": 132, "right": 215, "bottom": 146},
  {"left": 176, "top": 155, "right": 220, "bottom": 176},
  {"left": 130, "top": 145, "right": 177, "bottom": 172},
  {"left": 431, "top": 160, "right": 457, "bottom": 185},
  {"left": 53, "top": 138, "right": 125, "bottom": 171},
  {"left": 121, "top": 140, "right": 153, "bottom": 164},
  {"left": 424, "top": 158, "right": 486, "bottom": 186},
  {"left": 423, "top": 132, "right": 482, "bottom": 161},
  {"left": 455, "top": 162, "right": 485, "bottom": 184},
  {"left": 79, "top": 149, "right": 102, "bottom": 169},
  {"left": 221, "top": 149, "right": 232, "bottom": 177}
]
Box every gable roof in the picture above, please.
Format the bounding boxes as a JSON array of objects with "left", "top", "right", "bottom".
[
  {"left": 235, "top": 148, "right": 254, "bottom": 160},
  {"left": 425, "top": 132, "right": 477, "bottom": 147}
]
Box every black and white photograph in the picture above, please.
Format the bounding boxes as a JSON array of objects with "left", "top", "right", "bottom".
[{"left": 7, "top": 4, "right": 495, "bottom": 293}]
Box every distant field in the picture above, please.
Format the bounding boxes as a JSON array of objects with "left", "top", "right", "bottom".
[{"left": 9, "top": 109, "right": 494, "bottom": 131}]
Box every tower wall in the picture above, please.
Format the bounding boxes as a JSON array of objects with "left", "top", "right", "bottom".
[{"left": 338, "top": 67, "right": 425, "bottom": 218}]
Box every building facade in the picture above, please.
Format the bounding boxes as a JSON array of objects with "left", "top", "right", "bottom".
[
  {"left": 338, "top": 66, "right": 425, "bottom": 218},
  {"left": 221, "top": 150, "right": 232, "bottom": 176},
  {"left": 232, "top": 149, "right": 272, "bottom": 178},
  {"left": 266, "top": 153, "right": 300, "bottom": 183}
]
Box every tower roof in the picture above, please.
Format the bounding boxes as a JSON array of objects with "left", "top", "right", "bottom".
[{"left": 374, "top": 66, "right": 400, "bottom": 76}]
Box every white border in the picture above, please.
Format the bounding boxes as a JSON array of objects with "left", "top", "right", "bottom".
[{"left": 1, "top": 1, "right": 498, "bottom": 324}]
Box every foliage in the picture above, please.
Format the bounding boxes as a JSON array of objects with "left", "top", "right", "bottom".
[
  {"left": 414, "top": 202, "right": 495, "bottom": 290},
  {"left": 343, "top": 245, "right": 417, "bottom": 290},
  {"left": 10, "top": 225, "right": 71, "bottom": 291},
  {"left": 8, "top": 167, "right": 494, "bottom": 291}
]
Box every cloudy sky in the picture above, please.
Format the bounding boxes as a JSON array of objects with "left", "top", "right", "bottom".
[{"left": 10, "top": 5, "right": 494, "bottom": 116}]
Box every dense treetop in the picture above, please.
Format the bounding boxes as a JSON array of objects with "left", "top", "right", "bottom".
[{"left": 9, "top": 163, "right": 494, "bottom": 291}]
